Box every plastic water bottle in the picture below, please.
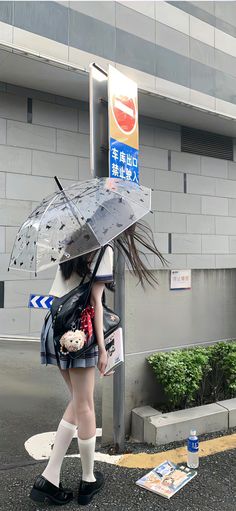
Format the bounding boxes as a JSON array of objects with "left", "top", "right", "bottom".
[{"left": 187, "top": 429, "right": 199, "bottom": 469}]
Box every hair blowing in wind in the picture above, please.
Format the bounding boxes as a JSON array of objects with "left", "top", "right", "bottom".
[
  {"left": 114, "top": 220, "right": 168, "bottom": 290},
  {"left": 59, "top": 220, "right": 168, "bottom": 291}
]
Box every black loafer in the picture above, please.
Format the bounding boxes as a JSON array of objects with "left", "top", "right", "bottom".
[
  {"left": 29, "top": 474, "right": 73, "bottom": 505},
  {"left": 78, "top": 470, "right": 105, "bottom": 505}
]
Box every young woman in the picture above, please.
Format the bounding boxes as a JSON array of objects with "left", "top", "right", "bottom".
[{"left": 30, "top": 220, "right": 167, "bottom": 506}]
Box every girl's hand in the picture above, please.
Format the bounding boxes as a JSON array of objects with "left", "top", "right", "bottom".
[{"left": 97, "top": 347, "right": 108, "bottom": 376}]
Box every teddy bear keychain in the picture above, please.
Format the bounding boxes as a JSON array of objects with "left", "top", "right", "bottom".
[
  {"left": 59, "top": 304, "right": 95, "bottom": 355},
  {"left": 59, "top": 329, "right": 87, "bottom": 354}
]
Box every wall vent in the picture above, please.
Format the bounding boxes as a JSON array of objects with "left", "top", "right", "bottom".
[{"left": 181, "top": 126, "right": 233, "bottom": 160}]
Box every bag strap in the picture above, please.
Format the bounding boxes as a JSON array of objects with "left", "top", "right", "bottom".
[
  {"left": 79, "top": 269, "right": 88, "bottom": 287},
  {"left": 83, "top": 245, "right": 107, "bottom": 309},
  {"left": 102, "top": 242, "right": 114, "bottom": 305}
]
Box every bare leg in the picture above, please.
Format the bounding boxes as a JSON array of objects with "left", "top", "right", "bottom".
[
  {"left": 58, "top": 367, "right": 76, "bottom": 425},
  {"left": 69, "top": 367, "right": 97, "bottom": 482},
  {"left": 69, "top": 367, "right": 96, "bottom": 439}
]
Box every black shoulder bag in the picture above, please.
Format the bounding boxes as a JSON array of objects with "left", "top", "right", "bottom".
[{"left": 50, "top": 245, "right": 121, "bottom": 365}]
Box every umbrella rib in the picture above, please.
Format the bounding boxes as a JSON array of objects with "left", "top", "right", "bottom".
[
  {"left": 35, "top": 193, "right": 60, "bottom": 273},
  {"left": 38, "top": 192, "right": 101, "bottom": 261},
  {"left": 61, "top": 195, "right": 84, "bottom": 226},
  {"left": 8, "top": 225, "right": 21, "bottom": 271},
  {"left": 109, "top": 186, "right": 151, "bottom": 210},
  {"left": 92, "top": 190, "right": 150, "bottom": 226},
  {"left": 59, "top": 195, "right": 101, "bottom": 246},
  {"left": 93, "top": 198, "right": 121, "bottom": 223},
  {"left": 38, "top": 191, "right": 83, "bottom": 239},
  {"left": 54, "top": 188, "right": 108, "bottom": 255}
]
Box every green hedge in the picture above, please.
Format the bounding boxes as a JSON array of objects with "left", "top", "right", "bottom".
[{"left": 147, "top": 341, "right": 236, "bottom": 412}]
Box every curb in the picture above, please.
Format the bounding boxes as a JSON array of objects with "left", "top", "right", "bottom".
[
  {"left": 0, "top": 335, "right": 39, "bottom": 342},
  {"left": 131, "top": 398, "right": 236, "bottom": 446}
]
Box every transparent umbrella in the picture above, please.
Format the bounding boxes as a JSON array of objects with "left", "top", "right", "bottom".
[{"left": 8, "top": 177, "right": 151, "bottom": 274}]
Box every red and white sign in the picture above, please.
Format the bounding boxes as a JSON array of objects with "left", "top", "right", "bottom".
[
  {"left": 112, "top": 95, "right": 137, "bottom": 134},
  {"left": 108, "top": 65, "right": 139, "bottom": 150}
]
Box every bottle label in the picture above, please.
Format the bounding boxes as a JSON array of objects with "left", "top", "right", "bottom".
[{"left": 188, "top": 438, "right": 199, "bottom": 453}]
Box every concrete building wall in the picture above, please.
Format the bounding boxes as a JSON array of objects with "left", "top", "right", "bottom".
[
  {"left": 122, "top": 116, "right": 236, "bottom": 431},
  {"left": 2, "top": 86, "right": 236, "bottom": 338},
  {"left": 0, "top": 86, "right": 90, "bottom": 335},
  {"left": 1, "top": 2, "right": 236, "bottom": 116},
  {"left": 139, "top": 116, "right": 236, "bottom": 271},
  {"left": 124, "top": 268, "right": 236, "bottom": 430}
]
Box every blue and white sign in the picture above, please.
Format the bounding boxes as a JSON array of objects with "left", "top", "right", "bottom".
[
  {"left": 28, "top": 294, "right": 54, "bottom": 309},
  {"left": 108, "top": 65, "right": 139, "bottom": 185},
  {"left": 110, "top": 138, "right": 139, "bottom": 183}
]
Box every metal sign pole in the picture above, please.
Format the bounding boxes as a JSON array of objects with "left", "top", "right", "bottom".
[
  {"left": 113, "top": 246, "right": 125, "bottom": 451},
  {"left": 89, "top": 63, "right": 109, "bottom": 178},
  {"left": 89, "top": 63, "right": 125, "bottom": 451},
  {"left": 107, "top": 65, "right": 139, "bottom": 451}
]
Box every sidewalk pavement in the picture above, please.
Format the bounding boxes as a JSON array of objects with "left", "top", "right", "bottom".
[{"left": 0, "top": 428, "right": 235, "bottom": 511}]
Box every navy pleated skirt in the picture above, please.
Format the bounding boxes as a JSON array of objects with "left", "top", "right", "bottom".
[{"left": 40, "top": 313, "right": 99, "bottom": 370}]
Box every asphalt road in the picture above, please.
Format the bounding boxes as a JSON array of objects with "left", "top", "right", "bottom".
[
  {"left": 0, "top": 340, "right": 102, "bottom": 467},
  {"left": 0, "top": 340, "right": 235, "bottom": 511},
  {"left": 0, "top": 432, "right": 235, "bottom": 511}
]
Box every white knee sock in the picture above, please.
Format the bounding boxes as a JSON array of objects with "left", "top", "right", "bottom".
[
  {"left": 77, "top": 434, "right": 96, "bottom": 482},
  {"left": 41, "top": 418, "right": 77, "bottom": 487}
]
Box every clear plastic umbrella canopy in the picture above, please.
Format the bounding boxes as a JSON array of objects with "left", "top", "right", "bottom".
[{"left": 9, "top": 177, "right": 151, "bottom": 274}]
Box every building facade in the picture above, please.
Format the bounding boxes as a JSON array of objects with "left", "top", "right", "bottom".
[{"left": 1, "top": 1, "right": 236, "bottom": 432}]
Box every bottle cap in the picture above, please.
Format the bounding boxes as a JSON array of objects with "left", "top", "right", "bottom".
[{"left": 190, "top": 429, "right": 196, "bottom": 436}]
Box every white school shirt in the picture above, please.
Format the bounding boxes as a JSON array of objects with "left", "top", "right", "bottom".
[{"left": 49, "top": 245, "right": 114, "bottom": 298}]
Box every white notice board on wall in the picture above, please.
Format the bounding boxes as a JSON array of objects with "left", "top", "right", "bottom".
[{"left": 170, "top": 270, "right": 191, "bottom": 290}]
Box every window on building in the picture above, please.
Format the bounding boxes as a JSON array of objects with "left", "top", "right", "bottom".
[{"left": 181, "top": 126, "right": 233, "bottom": 160}]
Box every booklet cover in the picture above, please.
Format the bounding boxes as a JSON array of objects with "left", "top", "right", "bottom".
[
  {"left": 104, "top": 327, "right": 124, "bottom": 375},
  {"left": 136, "top": 460, "right": 197, "bottom": 499}
]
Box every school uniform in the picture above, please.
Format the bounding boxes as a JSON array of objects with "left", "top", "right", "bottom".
[{"left": 40, "top": 245, "right": 114, "bottom": 370}]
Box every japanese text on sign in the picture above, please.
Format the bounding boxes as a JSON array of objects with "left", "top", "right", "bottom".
[{"left": 170, "top": 270, "right": 191, "bottom": 290}]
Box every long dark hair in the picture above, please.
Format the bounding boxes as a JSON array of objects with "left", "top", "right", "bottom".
[
  {"left": 114, "top": 220, "right": 168, "bottom": 290},
  {"left": 59, "top": 220, "right": 168, "bottom": 291},
  {"left": 59, "top": 250, "right": 97, "bottom": 280},
  {"left": 59, "top": 247, "right": 116, "bottom": 292}
]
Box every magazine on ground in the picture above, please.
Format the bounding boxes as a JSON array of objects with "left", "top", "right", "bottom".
[
  {"left": 104, "top": 327, "right": 124, "bottom": 375},
  {"left": 136, "top": 460, "right": 197, "bottom": 499}
]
